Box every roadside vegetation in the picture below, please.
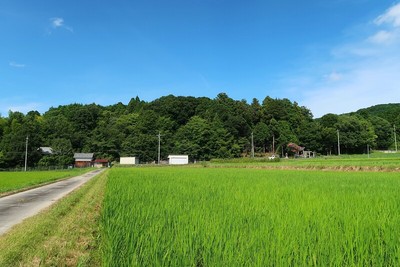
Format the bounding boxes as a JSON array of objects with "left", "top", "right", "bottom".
[
  {"left": 100, "top": 167, "right": 400, "bottom": 266},
  {"left": 0, "top": 169, "right": 107, "bottom": 266},
  {"left": 209, "top": 152, "right": 400, "bottom": 171},
  {"left": 0, "top": 168, "right": 91, "bottom": 196}
]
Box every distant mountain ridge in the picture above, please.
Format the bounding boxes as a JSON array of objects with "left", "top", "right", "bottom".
[{"left": 350, "top": 103, "right": 400, "bottom": 125}]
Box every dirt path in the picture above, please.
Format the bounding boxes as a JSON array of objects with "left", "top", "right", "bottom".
[{"left": 0, "top": 168, "right": 105, "bottom": 235}]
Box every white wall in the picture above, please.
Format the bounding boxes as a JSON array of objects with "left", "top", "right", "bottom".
[
  {"left": 120, "top": 157, "right": 139, "bottom": 165},
  {"left": 168, "top": 155, "right": 189, "bottom": 165}
]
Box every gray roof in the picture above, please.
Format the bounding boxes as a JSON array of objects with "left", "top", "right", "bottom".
[
  {"left": 38, "top": 147, "right": 53, "bottom": 154},
  {"left": 73, "top": 153, "right": 94, "bottom": 160}
]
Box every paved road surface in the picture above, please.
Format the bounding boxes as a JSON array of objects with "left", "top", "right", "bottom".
[{"left": 0, "top": 169, "right": 105, "bottom": 235}]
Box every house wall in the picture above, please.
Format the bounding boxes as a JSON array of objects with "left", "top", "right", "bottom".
[
  {"left": 168, "top": 155, "right": 189, "bottom": 165},
  {"left": 120, "top": 157, "right": 139, "bottom": 165},
  {"left": 75, "top": 161, "right": 92, "bottom": 168}
]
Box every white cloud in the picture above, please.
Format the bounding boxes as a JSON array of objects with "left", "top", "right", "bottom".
[
  {"left": 0, "top": 102, "right": 43, "bottom": 116},
  {"left": 49, "top": 17, "right": 73, "bottom": 33},
  {"left": 9, "top": 61, "right": 26, "bottom": 68},
  {"left": 51, "top": 17, "right": 64, "bottom": 28},
  {"left": 287, "top": 3, "right": 400, "bottom": 118},
  {"left": 368, "top": 30, "right": 395, "bottom": 44},
  {"left": 374, "top": 3, "right": 400, "bottom": 27},
  {"left": 302, "top": 58, "right": 400, "bottom": 117},
  {"left": 325, "top": 71, "right": 342, "bottom": 82}
]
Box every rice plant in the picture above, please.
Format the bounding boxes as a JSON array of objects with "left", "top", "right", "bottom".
[{"left": 100, "top": 167, "right": 400, "bottom": 266}]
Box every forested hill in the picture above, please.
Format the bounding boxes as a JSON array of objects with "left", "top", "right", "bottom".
[
  {"left": 0, "top": 93, "right": 399, "bottom": 169},
  {"left": 351, "top": 103, "right": 400, "bottom": 125}
]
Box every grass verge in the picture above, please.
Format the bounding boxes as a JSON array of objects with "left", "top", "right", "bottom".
[
  {"left": 0, "top": 168, "right": 93, "bottom": 197},
  {"left": 207, "top": 154, "right": 400, "bottom": 171},
  {"left": 0, "top": 169, "right": 107, "bottom": 266}
]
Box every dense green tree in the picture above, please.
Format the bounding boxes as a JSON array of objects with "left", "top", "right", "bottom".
[
  {"left": 0, "top": 111, "right": 42, "bottom": 168},
  {"left": 253, "top": 122, "right": 271, "bottom": 153},
  {"left": 368, "top": 116, "right": 392, "bottom": 150},
  {"left": 149, "top": 95, "right": 202, "bottom": 126},
  {"left": 318, "top": 113, "right": 339, "bottom": 128},
  {"left": 174, "top": 116, "right": 211, "bottom": 160},
  {"left": 84, "top": 110, "right": 123, "bottom": 160},
  {"left": 296, "top": 121, "right": 323, "bottom": 152},
  {"left": 0, "top": 95, "right": 397, "bottom": 168},
  {"left": 336, "top": 115, "right": 376, "bottom": 154},
  {"left": 38, "top": 138, "right": 74, "bottom": 167},
  {"left": 250, "top": 98, "right": 262, "bottom": 125},
  {"left": 276, "top": 121, "right": 298, "bottom": 156},
  {"left": 127, "top": 96, "right": 145, "bottom": 113},
  {"left": 354, "top": 104, "right": 400, "bottom": 125}
]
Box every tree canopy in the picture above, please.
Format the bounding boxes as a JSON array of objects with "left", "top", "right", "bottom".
[{"left": 0, "top": 95, "right": 398, "bottom": 168}]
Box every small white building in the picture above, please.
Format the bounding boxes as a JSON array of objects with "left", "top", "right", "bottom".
[
  {"left": 120, "top": 157, "right": 139, "bottom": 165},
  {"left": 168, "top": 155, "right": 189, "bottom": 165}
]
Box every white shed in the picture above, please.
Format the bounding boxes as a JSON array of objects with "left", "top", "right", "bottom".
[
  {"left": 120, "top": 157, "right": 139, "bottom": 165},
  {"left": 168, "top": 155, "right": 189, "bottom": 165}
]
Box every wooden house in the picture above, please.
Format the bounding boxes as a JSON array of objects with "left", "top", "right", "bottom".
[{"left": 73, "top": 153, "right": 94, "bottom": 168}]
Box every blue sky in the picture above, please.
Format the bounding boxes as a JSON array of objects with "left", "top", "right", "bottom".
[{"left": 1, "top": 0, "right": 399, "bottom": 118}]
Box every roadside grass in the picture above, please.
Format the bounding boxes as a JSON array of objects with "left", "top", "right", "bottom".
[
  {"left": 100, "top": 167, "right": 400, "bottom": 266},
  {"left": 0, "top": 169, "right": 107, "bottom": 266},
  {"left": 208, "top": 152, "right": 400, "bottom": 171},
  {"left": 0, "top": 168, "right": 92, "bottom": 196}
]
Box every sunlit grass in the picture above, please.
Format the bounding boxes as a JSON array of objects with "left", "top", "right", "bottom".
[
  {"left": 0, "top": 168, "right": 92, "bottom": 195},
  {"left": 101, "top": 167, "right": 400, "bottom": 266},
  {"left": 0, "top": 170, "right": 107, "bottom": 266},
  {"left": 209, "top": 152, "right": 400, "bottom": 170}
]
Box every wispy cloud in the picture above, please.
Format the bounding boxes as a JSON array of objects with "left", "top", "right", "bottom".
[
  {"left": 9, "top": 61, "right": 26, "bottom": 68},
  {"left": 48, "top": 17, "right": 73, "bottom": 33},
  {"left": 289, "top": 2, "right": 400, "bottom": 118},
  {"left": 368, "top": 30, "right": 395, "bottom": 44},
  {"left": 325, "top": 71, "right": 343, "bottom": 82},
  {"left": 374, "top": 3, "right": 400, "bottom": 27},
  {"left": 0, "top": 101, "right": 43, "bottom": 116}
]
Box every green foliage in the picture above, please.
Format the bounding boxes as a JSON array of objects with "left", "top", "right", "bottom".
[
  {"left": 353, "top": 103, "right": 400, "bottom": 125},
  {"left": 336, "top": 115, "right": 376, "bottom": 154},
  {"left": 0, "top": 95, "right": 397, "bottom": 167}
]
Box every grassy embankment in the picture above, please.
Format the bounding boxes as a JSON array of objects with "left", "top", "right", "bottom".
[
  {"left": 209, "top": 151, "right": 400, "bottom": 171},
  {"left": 0, "top": 169, "right": 107, "bottom": 266},
  {"left": 101, "top": 167, "right": 400, "bottom": 266},
  {"left": 0, "top": 168, "right": 92, "bottom": 197}
]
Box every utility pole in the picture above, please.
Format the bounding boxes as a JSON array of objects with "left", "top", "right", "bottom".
[
  {"left": 157, "top": 132, "right": 161, "bottom": 164},
  {"left": 24, "top": 136, "right": 28, "bottom": 172},
  {"left": 251, "top": 132, "right": 254, "bottom": 158},
  {"left": 337, "top": 129, "right": 341, "bottom": 156},
  {"left": 394, "top": 124, "right": 397, "bottom": 152},
  {"left": 272, "top": 134, "right": 275, "bottom": 155}
]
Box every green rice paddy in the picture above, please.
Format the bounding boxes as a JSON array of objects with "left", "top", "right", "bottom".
[
  {"left": 0, "top": 169, "right": 89, "bottom": 195},
  {"left": 100, "top": 167, "right": 400, "bottom": 266}
]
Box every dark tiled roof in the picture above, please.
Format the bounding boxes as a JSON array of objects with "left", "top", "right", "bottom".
[{"left": 73, "top": 153, "right": 94, "bottom": 160}]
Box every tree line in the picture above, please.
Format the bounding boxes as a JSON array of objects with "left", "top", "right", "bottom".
[{"left": 0, "top": 93, "right": 399, "bottom": 168}]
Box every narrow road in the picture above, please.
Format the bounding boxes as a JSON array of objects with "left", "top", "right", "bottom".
[{"left": 0, "top": 168, "right": 105, "bottom": 235}]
